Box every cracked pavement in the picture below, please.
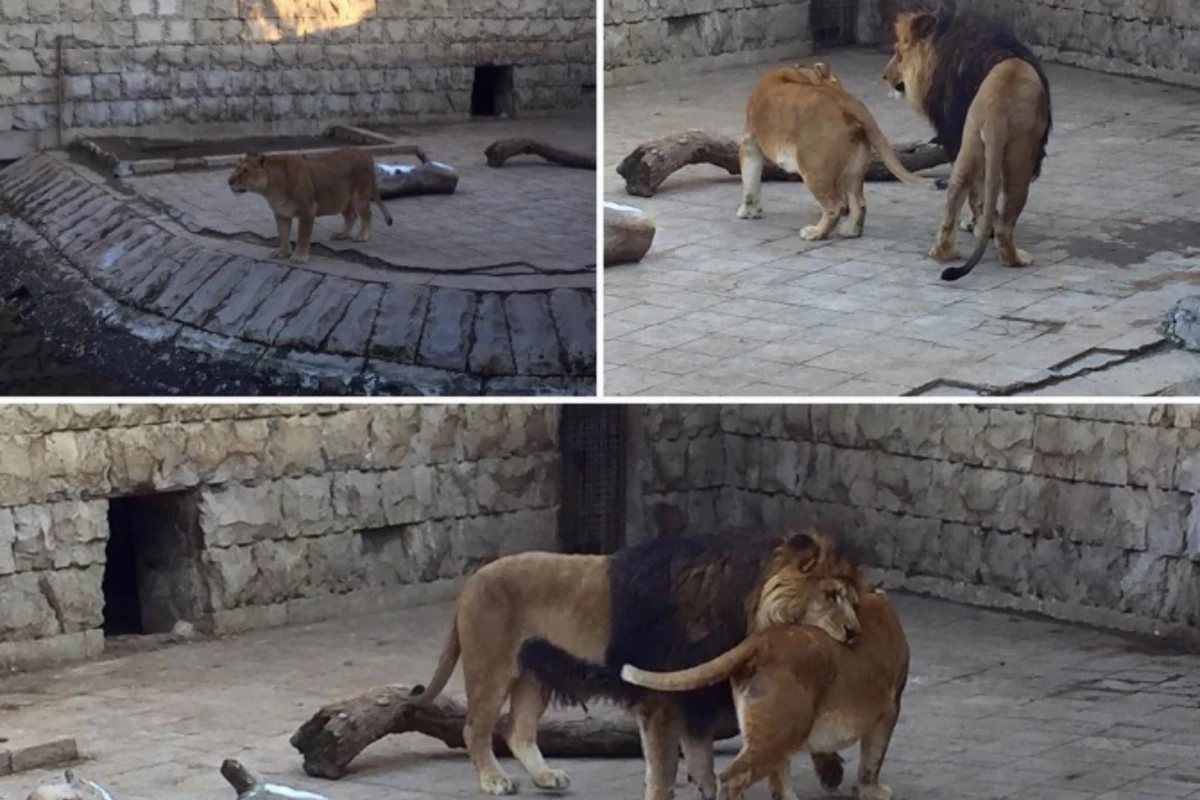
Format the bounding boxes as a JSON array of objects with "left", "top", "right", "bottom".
[
  {"left": 1, "top": 594, "right": 1198, "bottom": 800},
  {"left": 603, "top": 49, "right": 1200, "bottom": 396}
]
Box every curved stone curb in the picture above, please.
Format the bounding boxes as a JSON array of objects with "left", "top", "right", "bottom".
[{"left": 0, "top": 153, "right": 595, "bottom": 396}]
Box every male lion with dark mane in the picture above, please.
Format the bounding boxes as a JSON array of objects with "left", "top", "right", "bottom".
[
  {"left": 883, "top": 8, "right": 1051, "bottom": 281},
  {"left": 739, "top": 63, "right": 944, "bottom": 241},
  {"left": 228, "top": 147, "right": 393, "bottom": 264},
  {"left": 409, "top": 531, "right": 864, "bottom": 800},
  {"left": 622, "top": 587, "right": 909, "bottom": 800}
]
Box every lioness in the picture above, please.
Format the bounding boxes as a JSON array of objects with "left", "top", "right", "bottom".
[
  {"left": 738, "top": 63, "right": 944, "bottom": 241},
  {"left": 622, "top": 588, "right": 908, "bottom": 800},
  {"left": 410, "top": 531, "right": 863, "bottom": 800},
  {"left": 883, "top": 10, "right": 1052, "bottom": 281},
  {"left": 228, "top": 148, "right": 393, "bottom": 264}
]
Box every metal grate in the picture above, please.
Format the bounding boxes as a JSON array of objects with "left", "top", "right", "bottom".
[
  {"left": 557, "top": 406, "right": 628, "bottom": 555},
  {"left": 811, "top": 0, "right": 858, "bottom": 47}
]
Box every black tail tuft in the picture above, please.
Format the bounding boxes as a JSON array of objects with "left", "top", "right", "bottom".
[
  {"left": 409, "top": 684, "right": 426, "bottom": 696},
  {"left": 933, "top": 178, "right": 948, "bottom": 190},
  {"left": 940, "top": 265, "right": 970, "bottom": 281}
]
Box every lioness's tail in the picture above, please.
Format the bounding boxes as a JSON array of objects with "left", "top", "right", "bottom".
[
  {"left": 619, "top": 638, "right": 758, "bottom": 693},
  {"left": 847, "top": 95, "right": 943, "bottom": 191},
  {"left": 409, "top": 618, "right": 460, "bottom": 704},
  {"left": 941, "top": 117, "right": 1004, "bottom": 282},
  {"left": 372, "top": 180, "right": 394, "bottom": 227}
]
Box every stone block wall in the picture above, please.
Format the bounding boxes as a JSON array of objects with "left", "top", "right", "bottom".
[
  {"left": 856, "top": 0, "right": 1200, "bottom": 88},
  {"left": 0, "top": 403, "right": 561, "bottom": 670},
  {"left": 0, "top": 0, "right": 595, "bottom": 158},
  {"left": 629, "top": 404, "right": 1200, "bottom": 640},
  {"left": 604, "top": 0, "right": 812, "bottom": 85}
]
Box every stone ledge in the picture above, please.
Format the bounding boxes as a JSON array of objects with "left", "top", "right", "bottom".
[
  {"left": 0, "top": 630, "right": 104, "bottom": 672},
  {"left": 0, "top": 153, "right": 595, "bottom": 396}
]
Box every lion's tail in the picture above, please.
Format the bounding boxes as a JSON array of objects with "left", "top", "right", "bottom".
[
  {"left": 372, "top": 175, "right": 393, "bottom": 227},
  {"left": 851, "top": 96, "right": 942, "bottom": 191},
  {"left": 619, "top": 638, "right": 758, "bottom": 693},
  {"left": 941, "top": 118, "right": 1004, "bottom": 282},
  {"left": 408, "top": 618, "right": 460, "bottom": 705}
]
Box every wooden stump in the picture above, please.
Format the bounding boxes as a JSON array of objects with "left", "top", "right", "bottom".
[
  {"left": 376, "top": 161, "right": 459, "bottom": 199},
  {"left": 290, "top": 683, "right": 739, "bottom": 780},
  {"left": 616, "top": 129, "right": 948, "bottom": 197},
  {"left": 485, "top": 139, "right": 596, "bottom": 170},
  {"left": 604, "top": 201, "right": 656, "bottom": 265}
]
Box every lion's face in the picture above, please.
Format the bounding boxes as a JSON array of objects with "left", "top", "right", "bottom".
[
  {"left": 754, "top": 531, "right": 865, "bottom": 644},
  {"left": 228, "top": 153, "right": 270, "bottom": 194},
  {"left": 883, "top": 12, "right": 937, "bottom": 100},
  {"left": 800, "top": 577, "right": 862, "bottom": 644}
]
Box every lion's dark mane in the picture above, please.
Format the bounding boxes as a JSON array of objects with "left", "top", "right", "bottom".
[{"left": 922, "top": 8, "right": 1052, "bottom": 178}]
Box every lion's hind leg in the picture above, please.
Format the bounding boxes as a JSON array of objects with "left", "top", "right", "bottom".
[
  {"left": 838, "top": 144, "right": 871, "bottom": 238},
  {"left": 352, "top": 189, "right": 373, "bottom": 243},
  {"left": 506, "top": 673, "right": 570, "bottom": 791},
  {"left": 853, "top": 701, "right": 900, "bottom": 800},
  {"left": 799, "top": 170, "right": 846, "bottom": 241},
  {"left": 766, "top": 760, "right": 799, "bottom": 800},
  {"left": 736, "top": 134, "right": 765, "bottom": 219},
  {"left": 330, "top": 208, "right": 356, "bottom": 241},
  {"left": 462, "top": 646, "right": 521, "bottom": 794},
  {"left": 995, "top": 145, "right": 1036, "bottom": 268},
  {"left": 929, "top": 145, "right": 980, "bottom": 262}
]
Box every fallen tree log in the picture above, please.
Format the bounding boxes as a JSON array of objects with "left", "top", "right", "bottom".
[
  {"left": 616, "top": 129, "right": 948, "bottom": 197},
  {"left": 604, "top": 201, "right": 656, "bottom": 265},
  {"left": 485, "top": 138, "right": 596, "bottom": 170},
  {"left": 290, "top": 683, "right": 739, "bottom": 779},
  {"left": 376, "top": 161, "right": 459, "bottom": 199}
]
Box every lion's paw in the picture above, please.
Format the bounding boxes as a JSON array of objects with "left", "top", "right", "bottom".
[
  {"left": 839, "top": 222, "right": 864, "bottom": 238},
  {"left": 532, "top": 770, "right": 571, "bottom": 791},
  {"left": 736, "top": 203, "right": 763, "bottom": 220},
  {"left": 1004, "top": 248, "right": 1034, "bottom": 267},
  {"left": 289, "top": 252, "right": 311, "bottom": 264},
  {"left": 270, "top": 247, "right": 292, "bottom": 259},
  {"left": 330, "top": 231, "right": 350, "bottom": 240},
  {"left": 855, "top": 783, "right": 892, "bottom": 800},
  {"left": 482, "top": 774, "right": 520, "bottom": 796},
  {"left": 800, "top": 225, "right": 827, "bottom": 241},
  {"left": 928, "top": 241, "right": 959, "bottom": 262},
  {"left": 958, "top": 214, "right": 975, "bottom": 232},
  {"left": 351, "top": 233, "right": 370, "bottom": 242}
]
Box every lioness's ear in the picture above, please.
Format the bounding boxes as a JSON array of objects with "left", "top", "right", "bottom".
[
  {"left": 784, "top": 531, "right": 820, "bottom": 570},
  {"left": 812, "top": 62, "right": 831, "bottom": 79},
  {"left": 909, "top": 12, "right": 936, "bottom": 40}
]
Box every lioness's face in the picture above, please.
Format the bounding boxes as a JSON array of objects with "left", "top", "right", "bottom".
[
  {"left": 882, "top": 12, "right": 937, "bottom": 95},
  {"left": 228, "top": 153, "right": 269, "bottom": 194},
  {"left": 800, "top": 577, "right": 862, "bottom": 645}
]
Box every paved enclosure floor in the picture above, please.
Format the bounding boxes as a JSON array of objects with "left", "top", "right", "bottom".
[
  {"left": 130, "top": 114, "right": 596, "bottom": 294},
  {"left": 2, "top": 594, "right": 1199, "bottom": 800},
  {"left": 603, "top": 49, "right": 1200, "bottom": 396}
]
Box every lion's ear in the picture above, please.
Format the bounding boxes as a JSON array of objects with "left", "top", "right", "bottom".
[
  {"left": 784, "top": 532, "right": 820, "bottom": 571},
  {"left": 247, "top": 152, "right": 266, "bottom": 165},
  {"left": 812, "top": 63, "right": 831, "bottom": 79},
  {"left": 909, "top": 12, "right": 936, "bottom": 40}
]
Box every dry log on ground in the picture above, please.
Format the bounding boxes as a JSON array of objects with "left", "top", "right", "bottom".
[
  {"left": 604, "top": 201, "right": 656, "bottom": 265},
  {"left": 376, "top": 161, "right": 459, "bottom": 198},
  {"left": 485, "top": 138, "right": 596, "bottom": 170},
  {"left": 290, "top": 683, "right": 739, "bottom": 779},
  {"left": 616, "top": 129, "right": 948, "bottom": 197}
]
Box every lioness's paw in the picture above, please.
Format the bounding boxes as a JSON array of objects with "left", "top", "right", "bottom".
[
  {"left": 351, "top": 233, "right": 370, "bottom": 242},
  {"left": 289, "top": 252, "right": 311, "bottom": 264},
  {"left": 736, "top": 204, "right": 763, "bottom": 220},
  {"left": 855, "top": 783, "right": 892, "bottom": 800},
  {"left": 482, "top": 775, "right": 520, "bottom": 796},
  {"left": 1004, "top": 248, "right": 1034, "bottom": 267},
  {"left": 800, "top": 225, "right": 827, "bottom": 241},
  {"left": 839, "top": 223, "right": 864, "bottom": 238},
  {"left": 532, "top": 770, "right": 570, "bottom": 791},
  {"left": 958, "top": 214, "right": 975, "bottom": 232},
  {"left": 928, "top": 242, "right": 959, "bottom": 262},
  {"left": 330, "top": 231, "right": 350, "bottom": 240},
  {"left": 270, "top": 247, "right": 292, "bottom": 259}
]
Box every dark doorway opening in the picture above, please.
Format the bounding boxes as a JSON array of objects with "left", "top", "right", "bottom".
[
  {"left": 103, "top": 491, "right": 205, "bottom": 637},
  {"left": 472, "top": 65, "right": 514, "bottom": 117},
  {"left": 558, "top": 406, "right": 628, "bottom": 555},
  {"left": 810, "top": 0, "right": 858, "bottom": 47}
]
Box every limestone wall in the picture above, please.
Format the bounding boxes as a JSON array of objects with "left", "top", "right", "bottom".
[
  {"left": 0, "top": 404, "right": 561, "bottom": 670},
  {"left": 630, "top": 404, "right": 1200, "bottom": 640},
  {"left": 0, "top": 0, "right": 595, "bottom": 158},
  {"left": 604, "top": 0, "right": 812, "bottom": 85},
  {"left": 856, "top": 0, "right": 1200, "bottom": 88}
]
